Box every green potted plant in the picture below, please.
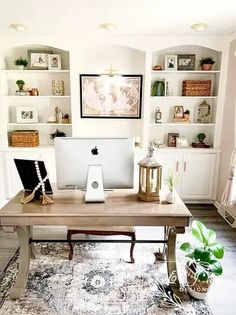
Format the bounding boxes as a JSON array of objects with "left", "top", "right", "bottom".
[
  {"left": 197, "top": 132, "right": 206, "bottom": 143},
  {"left": 184, "top": 109, "right": 190, "bottom": 120},
  {"left": 180, "top": 220, "right": 224, "bottom": 299},
  {"left": 62, "top": 113, "right": 70, "bottom": 124},
  {"left": 50, "top": 129, "right": 66, "bottom": 140},
  {"left": 14, "top": 57, "right": 28, "bottom": 70},
  {"left": 16, "top": 79, "right": 25, "bottom": 91},
  {"left": 199, "top": 57, "right": 215, "bottom": 71}
]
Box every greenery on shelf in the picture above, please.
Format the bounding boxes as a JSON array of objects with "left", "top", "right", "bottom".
[
  {"left": 14, "top": 57, "right": 28, "bottom": 67},
  {"left": 180, "top": 220, "right": 224, "bottom": 281},
  {"left": 197, "top": 133, "right": 206, "bottom": 143},
  {"left": 16, "top": 79, "right": 25, "bottom": 91},
  {"left": 199, "top": 57, "right": 215, "bottom": 65},
  {"left": 50, "top": 129, "right": 66, "bottom": 140}
]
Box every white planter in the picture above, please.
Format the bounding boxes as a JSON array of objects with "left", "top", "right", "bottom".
[
  {"left": 17, "top": 65, "right": 24, "bottom": 70},
  {"left": 166, "top": 191, "right": 175, "bottom": 204}
]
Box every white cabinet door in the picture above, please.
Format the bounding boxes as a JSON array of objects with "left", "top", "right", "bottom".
[
  {"left": 181, "top": 153, "right": 216, "bottom": 200},
  {"left": 156, "top": 152, "right": 182, "bottom": 194}
]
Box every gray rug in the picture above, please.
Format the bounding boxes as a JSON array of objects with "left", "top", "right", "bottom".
[{"left": 0, "top": 242, "right": 212, "bottom": 315}]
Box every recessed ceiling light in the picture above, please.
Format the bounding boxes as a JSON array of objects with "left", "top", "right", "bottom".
[
  {"left": 9, "top": 23, "right": 27, "bottom": 32},
  {"left": 190, "top": 23, "right": 208, "bottom": 32},
  {"left": 99, "top": 23, "right": 116, "bottom": 31}
]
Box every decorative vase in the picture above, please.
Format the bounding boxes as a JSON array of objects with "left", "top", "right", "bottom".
[
  {"left": 52, "top": 80, "right": 65, "bottom": 96},
  {"left": 201, "top": 64, "right": 213, "bottom": 71},
  {"left": 166, "top": 190, "right": 175, "bottom": 204},
  {"left": 186, "top": 263, "right": 213, "bottom": 300}
]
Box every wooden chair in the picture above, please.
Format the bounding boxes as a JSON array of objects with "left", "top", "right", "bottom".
[{"left": 67, "top": 226, "right": 136, "bottom": 263}]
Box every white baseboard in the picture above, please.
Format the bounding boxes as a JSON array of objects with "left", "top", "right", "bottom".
[{"left": 214, "top": 201, "right": 221, "bottom": 209}]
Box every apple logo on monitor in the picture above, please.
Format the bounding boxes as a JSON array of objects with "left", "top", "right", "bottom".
[{"left": 91, "top": 146, "right": 98, "bottom": 155}]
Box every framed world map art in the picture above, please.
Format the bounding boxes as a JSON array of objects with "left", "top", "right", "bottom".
[{"left": 80, "top": 74, "right": 143, "bottom": 118}]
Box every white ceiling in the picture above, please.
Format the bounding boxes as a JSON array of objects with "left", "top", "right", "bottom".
[{"left": 1, "top": 0, "right": 236, "bottom": 37}]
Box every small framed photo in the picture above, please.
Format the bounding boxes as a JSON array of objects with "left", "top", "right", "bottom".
[
  {"left": 16, "top": 106, "right": 38, "bottom": 123},
  {"left": 48, "top": 54, "right": 61, "bottom": 70},
  {"left": 177, "top": 54, "right": 196, "bottom": 71},
  {"left": 168, "top": 133, "right": 179, "bottom": 147},
  {"left": 174, "top": 105, "right": 184, "bottom": 118},
  {"left": 165, "top": 55, "right": 177, "bottom": 70},
  {"left": 28, "top": 50, "right": 53, "bottom": 70}
]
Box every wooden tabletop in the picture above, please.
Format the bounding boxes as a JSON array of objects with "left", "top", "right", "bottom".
[{"left": 0, "top": 188, "right": 191, "bottom": 227}]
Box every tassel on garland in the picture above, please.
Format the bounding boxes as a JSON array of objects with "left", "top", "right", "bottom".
[
  {"left": 41, "top": 193, "right": 54, "bottom": 205},
  {"left": 21, "top": 190, "right": 36, "bottom": 204}
]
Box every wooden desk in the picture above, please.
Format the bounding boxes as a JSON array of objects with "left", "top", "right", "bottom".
[{"left": 0, "top": 188, "right": 191, "bottom": 299}]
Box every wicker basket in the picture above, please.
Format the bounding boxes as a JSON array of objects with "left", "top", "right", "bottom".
[
  {"left": 182, "top": 80, "right": 211, "bottom": 96},
  {"left": 10, "top": 130, "right": 39, "bottom": 147}
]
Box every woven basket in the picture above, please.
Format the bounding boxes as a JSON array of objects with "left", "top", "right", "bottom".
[
  {"left": 10, "top": 130, "right": 39, "bottom": 147},
  {"left": 182, "top": 80, "right": 211, "bottom": 96}
]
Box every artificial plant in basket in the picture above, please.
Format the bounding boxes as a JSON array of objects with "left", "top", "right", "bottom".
[{"left": 180, "top": 220, "right": 224, "bottom": 300}]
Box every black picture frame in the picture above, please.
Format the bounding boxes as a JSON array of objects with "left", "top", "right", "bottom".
[
  {"left": 177, "top": 54, "right": 196, "bottom": 71},
  {"left": 80, "top": 74, "right": 143, "bottom": 119}
]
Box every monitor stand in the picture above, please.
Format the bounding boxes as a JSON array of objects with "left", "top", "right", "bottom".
[{"left": 85, "top": 165, "right": 105, "bottom": 203}]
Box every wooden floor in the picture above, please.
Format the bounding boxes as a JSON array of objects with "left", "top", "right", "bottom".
[{"left": 0, "top": 204, "right": 236, "bottom": 315}]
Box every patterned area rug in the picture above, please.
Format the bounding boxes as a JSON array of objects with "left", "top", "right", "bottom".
[{"left": 0, "top": 242, "right": 212, "bottom": 315}]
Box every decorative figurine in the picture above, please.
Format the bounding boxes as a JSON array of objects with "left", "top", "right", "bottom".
[
  {"left": 197, "top": 100, "right": 211, "bottom": 123},
  {"left": 155, "top": 107, "right": 162, "bottom": 123}
]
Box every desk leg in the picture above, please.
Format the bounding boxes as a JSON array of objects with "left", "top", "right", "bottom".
[
  {"left": 10, "top": 226, "right": 30, "bottom": 299},
  {"left": 167, "top": 227, "right": 187, "bottom": 300}
]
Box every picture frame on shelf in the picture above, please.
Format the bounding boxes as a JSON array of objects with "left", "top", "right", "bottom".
[
  {"left": 28, "top": 50, "right": 53, "bottom": 70},
  {"left": 48, "top": 54, "right": 61, "bottom": 70},
  {"left": 164, "top": 55, "right": 177, "bottom": 71},
  {"left": 174, "top": 105, "right": 184, "bottom": 118},
  {"left": 177, "top": 54, "right": 196, "bottom": 71},
  {"left": 176, "top": 137, "right": 189, "bottom": 148},
  {"left": 16, "top": 106, "right": 38, "bottom": 123},
  {"left": 80, "top": 74, "right": 143, "bottom": 118},
  {"left": 168, "top": 133, "right": 179, "bottom": 147}
]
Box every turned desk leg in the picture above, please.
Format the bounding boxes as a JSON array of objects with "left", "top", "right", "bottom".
[
  {"left": 10, "top": 226, "right": 30, "bottom": 299},
  {"left": 167, "top": 227, "right": 187, "bottom": 300}
]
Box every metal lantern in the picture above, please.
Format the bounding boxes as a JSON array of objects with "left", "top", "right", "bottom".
[{"left": 137, "top": 145, "right": 162, "bottom": 202}]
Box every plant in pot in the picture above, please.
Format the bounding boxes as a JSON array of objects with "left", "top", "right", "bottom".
[
  {"left": 180, "top": 220, "right": 224, "bottom": 300},
  {"left": 199, "top": 57, "right": 215, "bottom": 71},
  {"left": 62, "top": 113, "right": 70, "bottom": 124},
  {"left": 16, "top": 79, "right": 25, "bottom": 91},
  {"left": 14, "top": 57, "right": 28, "bottom": 70},
  {"left": 197, "top": 132, "right": 206, "bottom": 143},
  {"left": 50, "top": 129, "right": 66, "bottom": 140},
  {"left": 165, "top": 169, "right": 179, "bottom": 204},
  {"left": 184, "top": 109, "right": 190, "bottom": 120}
]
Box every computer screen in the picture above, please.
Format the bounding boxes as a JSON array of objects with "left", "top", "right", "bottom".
[{"left": 54, "top": 137, "right": 134, "bottom": 202}]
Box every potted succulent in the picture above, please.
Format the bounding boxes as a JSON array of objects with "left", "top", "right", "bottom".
[
  {"left": 14, "top": 57, "right": 28, "bottom": 70},
  {"left": 180, "top": 220, "right": 224, "bottom": 299},
  {"left": 16, "top": 79, "right": 25, "bottom": 91},
  {"left": 184, "top": 109, "right": 190, "bottom": 120},
  {"left": 62, "top": 113, "right": 70, "bottom": 124},
  {"left": 197, "top": 132, "right": 206, "bottom": 143},
  {"left": 199, "top": 57, "right": 215, "bottom": 71}
]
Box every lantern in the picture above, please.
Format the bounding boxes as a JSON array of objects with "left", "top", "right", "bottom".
[{"left": 137, "top": 145, "right": 162, "bottom": 202}]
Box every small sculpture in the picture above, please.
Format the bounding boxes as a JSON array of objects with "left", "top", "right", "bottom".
[{"left": 197, "top": 100, "right": 211, "bottom": 123}]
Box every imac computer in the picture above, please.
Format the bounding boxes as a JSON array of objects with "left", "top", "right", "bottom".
[{"left": 54, "top": 137, "right": 134, "bottom": 202}]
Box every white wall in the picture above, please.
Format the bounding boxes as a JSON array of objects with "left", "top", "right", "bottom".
[{"left": 216, "top": 39, "right": 236, "bottom": 202}]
